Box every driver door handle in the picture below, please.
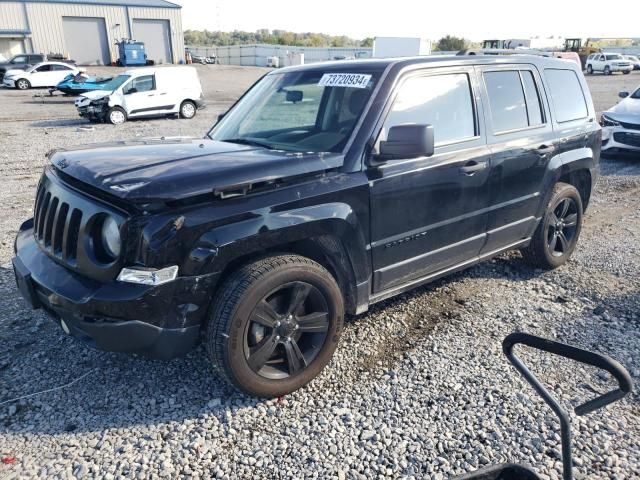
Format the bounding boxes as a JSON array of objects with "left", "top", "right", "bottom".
[{"left": 459, "top": 160, "right": 488, "bottom": 175}]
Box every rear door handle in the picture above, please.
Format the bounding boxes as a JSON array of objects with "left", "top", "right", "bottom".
[
  {"left": 459, "top": 161, "right": 488, "bottom": 175},
  {"left": 535, "top": 144, "right": 555, "bottom": 155}
]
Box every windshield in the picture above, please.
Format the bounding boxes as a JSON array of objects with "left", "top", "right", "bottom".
[
  {"left": 606, "top": 54, "right": 623, "bottom": 61},
  {"left": 208, "top": 70, "right": 380, "bottom": 153},
  {"left": 631, "top": 87, "right": 640, "bottom": 99},
  {"left": 100, "top": 74, "right": 131, "bottom": 92}
]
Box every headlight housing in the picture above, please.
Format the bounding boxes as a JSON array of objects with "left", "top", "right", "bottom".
[
  {"left": 117, "top": 266, "right": 179, "bottom": 285},
  {"left": 600, "top": 114, "right": 620, "bottom": 127},
  {"left": 99, "top": 216, "right": 121, "bottom": 260}
]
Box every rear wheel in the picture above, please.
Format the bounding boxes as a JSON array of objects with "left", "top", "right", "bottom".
[
  {"left": 179, "top": 100, "right": 197, "bottom": 119},
  {"left": 521, "top": 182, "right": 583, "bottom": 270},
  {"left": 587, "top": 64, "right": 593, "bottom": 74},
  {"left": 106, "top": 107, "right": 126, "bottom": 125},
  {"left": 206, "top": 254, "right": 344, "bottom": 398},
  {"left": 16, "top": 78, "right": 30, "bottom": 90}
]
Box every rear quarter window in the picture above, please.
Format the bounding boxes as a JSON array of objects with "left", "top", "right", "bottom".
[{"left": 544, "top": 69, "right": 588, "bottom": 123}]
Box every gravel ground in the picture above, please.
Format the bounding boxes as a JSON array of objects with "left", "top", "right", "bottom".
[{"left": 0, "top": 65, "right": 639, "bottom": 480}]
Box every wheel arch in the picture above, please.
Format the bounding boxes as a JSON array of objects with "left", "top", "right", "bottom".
[
  {"left": 184, "top": 204, "right": 371, "bottom": 315},
  {"left": 558, "top": 168, "right": 592, "bottom": 211}
]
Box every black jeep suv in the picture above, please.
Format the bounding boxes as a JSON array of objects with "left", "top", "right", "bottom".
[{"left": 13, "top": 56, "right": 600, "bottom": 397}]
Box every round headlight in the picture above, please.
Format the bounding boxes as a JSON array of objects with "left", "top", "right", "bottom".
[{"left": 101, "top": 216, "right": 121, "bottom": 258}]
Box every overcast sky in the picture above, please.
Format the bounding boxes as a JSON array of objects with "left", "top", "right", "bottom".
[{"left": 178, "top": 0, "right": 638, "bottom": 41}]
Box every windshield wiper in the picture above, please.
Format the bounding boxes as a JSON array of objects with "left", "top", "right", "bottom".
[{"left": 221, "top": 138, "right": 276, "bottom": 150}]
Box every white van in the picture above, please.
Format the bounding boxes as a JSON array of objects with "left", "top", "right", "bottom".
[{"left": 75, "top": 66, "right": 204, "bottom": 125}]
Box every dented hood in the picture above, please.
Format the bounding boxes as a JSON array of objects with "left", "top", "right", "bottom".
[{"left": 49, "top": 138, "right": 344, "bottom": 203}]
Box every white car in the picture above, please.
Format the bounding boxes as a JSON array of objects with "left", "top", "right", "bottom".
[
  {"left": 2, "top": 61, "right": 79, "bottom": 89},
  {"left": 600, "top": 85, "right": 640, "bottom": 154},
  {"left": 586, "top": 53, "right": 633, "bottom": 75},
  {"left": 75, "top": 66, "right": 205, "bottom": 125},
  {"left": 623, "top": 55, "right": 640, "bottom": 70}
]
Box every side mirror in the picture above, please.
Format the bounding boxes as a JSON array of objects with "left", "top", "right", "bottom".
[
  {"left": 285, "top": 90, "right": 303, "bottom": 103},
  {"left": 217, "top": 112, "right": 226, "bottom": 122},
  {"left": 379, "top": 124, "right": 434, "bottom": 160},
  {"left": 619, "top": 91, "right": 629, "bottom": 99}
]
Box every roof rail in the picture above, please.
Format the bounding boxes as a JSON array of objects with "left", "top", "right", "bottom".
[{"left": 457, "top": 48, "right": 554, "bottom": 57}]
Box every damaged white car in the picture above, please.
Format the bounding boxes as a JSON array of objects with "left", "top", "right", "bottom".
[{"left": 601, "top": 85, "right": 640, "bottom": 155}]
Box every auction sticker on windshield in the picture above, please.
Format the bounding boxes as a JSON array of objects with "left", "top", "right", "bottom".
[{"left": 318, "top": 73, "right": 372, "bottom": 88}]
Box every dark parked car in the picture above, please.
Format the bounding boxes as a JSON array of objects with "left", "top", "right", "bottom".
[
  {"left": 0, "top": 53, "right": 75, "bottom": 82},
  {"left": 0, "top": 54, "right": 44, "bottom": 81},
  {"left": 13, "top": 56, "right": 600, "bottom": 397}
]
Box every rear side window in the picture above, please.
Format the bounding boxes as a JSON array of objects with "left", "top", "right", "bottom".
[
  {"left": 383, "top": 73, "right": 476, "bottom": 146},
  {"left": 484, "top": 70, "right": 544, "bottom": 133},
  {"left": 52, "top": 64, "right": 72, "bottom": 71},
  {"left": 544, "top": 69, "right": 588, "bottom": 123}
]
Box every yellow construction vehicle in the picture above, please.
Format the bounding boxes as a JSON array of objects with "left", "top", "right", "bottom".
[{"left": 564, "top": 38, "right": 600, "bottom": 68}]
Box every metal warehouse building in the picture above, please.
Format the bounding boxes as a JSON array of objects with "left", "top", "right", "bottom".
[{"left": 0, "top": 0, "right": 184, "bottom": 65}]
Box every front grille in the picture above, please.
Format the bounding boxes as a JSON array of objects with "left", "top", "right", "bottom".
[
  {"left": 614, "top": 132, "right": 640, "bottom": 147},
  {"left": 619, "top": 121, "right": 640, "bottom": 131},
  {"left": 33, "top": 181, "right": 83, "bottom": 264},
  {"left": 31, "top": 168, "right": 128, "bottom": 282}
]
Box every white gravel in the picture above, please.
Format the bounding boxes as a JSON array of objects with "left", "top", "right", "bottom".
[{"left": 0, "top": 66, "right": 639, "bottom": 480}]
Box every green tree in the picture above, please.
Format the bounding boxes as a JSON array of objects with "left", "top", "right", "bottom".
[
  {"left": 435, "top": 35, "right": 467, "bottom": 51},
  {"left": 184, "top": 29, "right": 372, "bottom": 48}
]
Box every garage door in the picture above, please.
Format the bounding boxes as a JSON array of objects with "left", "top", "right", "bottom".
[
  {"left": 0, "top": 38, "right": 25, "bottom": 59},
  {"left": 62, "top": 17, "right": 110, "bottom": 65},
  {"left": 133, "top": 19, "right": 172, "bottom": 64}
]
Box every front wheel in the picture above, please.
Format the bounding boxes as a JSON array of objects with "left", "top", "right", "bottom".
[
  {"left": 206, "top": 255, "right": 344, "bottom": 398},
  {"left": 623, "top": 70, "right": 631, "bottom": 75},
  {"left": 16, "top": 78, "right": 30, "bottom": 90},
  {"left": 179, "top": 100, "right": 197, "bottom": 119},
  {"left": 604, "top": 65, "right": 611, "bottom": 75},
  {"left": 521, "top": 182, "right": 583, "bottom": 270},
  {"left": 587, "top": 64, "right": 593, "bottom": 74},
  {"left": 106, "top": 107, "right": 126, "bottom": 125}
]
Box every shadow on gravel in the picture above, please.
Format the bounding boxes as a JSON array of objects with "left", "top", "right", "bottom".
[
  {"left": 0, "top": 266, "right": 257, "bottom": 436},
  {"left": 24, "top": 99, "right": 75, "bottom": 105},
  {"left": 30, "top": 119, "right": 87, "bottom": 128}
]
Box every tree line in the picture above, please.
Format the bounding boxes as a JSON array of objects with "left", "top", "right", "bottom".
[
  {"left": 184, "top": 29, "right": 374, "bottom": 48},
  {"left": 183, "top": 30, "right": 479, "bottom": 52}
]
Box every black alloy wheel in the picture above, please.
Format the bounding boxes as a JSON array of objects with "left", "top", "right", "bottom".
[
  {"left": 521, "top": 182, "right": 583, "bottom": 270},
  {"left": 206, "top": 255, "right": 344, "bottom": 398},
  {"left": 546, "top": 197, "right": 579, "bottom": 257},
  {"left": 244, "top": 281, "right": 330, "bottom": 380}
]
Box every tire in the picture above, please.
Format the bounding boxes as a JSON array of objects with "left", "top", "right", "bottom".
[
  {"left": 179, "top": 100, "right": 197, "bottom": 119},
  {"left": 106, "top": 107, "right": 126, "bottom": 125},
  {"left": 623, "top": 70, "right": 631, "bottom": 75},
  {"left": 521, "top": 182, "right": 583, "bottom": 270},
  {"left": 16, "top": 78, "right": 30, "bottom": 90},
  {"left": 604, "top": 65, "right": 611, "bottom": 75},
  {"left": 587, "top": 64, "right": 593, "bottom": 74},
  {"left": 206, "top": 254, "right": 344, "bottom": 398}
]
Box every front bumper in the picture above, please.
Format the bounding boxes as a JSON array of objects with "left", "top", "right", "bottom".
[
  {"left": 13, "top": 220, "right": 219, "bottom": 359},
  {"left": 610, "top": 65, "right": 633, "bottom": 73},
  {"left": 602, "top": 126, "right": 640, "bottom": 153},
  {"left": 77, "top": 103, "right": 107, "bottom": 119}
]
